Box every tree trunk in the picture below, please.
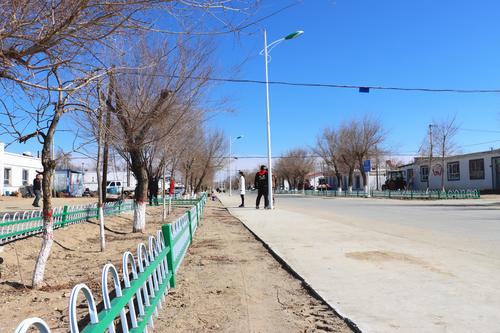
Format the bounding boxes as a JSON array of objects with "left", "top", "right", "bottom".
[
  {"left": 96, "top": 107, "right": 105, "bottom": 251},
  {"left": 101, "top": 129, "right": 109, "bottom": 202},
  {"left": 130, "top": 150, "right": 148, "bottom": 233},
  {"left": 333, "top": 163, "right": 342, "bottom": 192},
  {"left": 348, "top": 168, "right": 354, "bottom": 192},
  {"left": 359, "top": 159, "right": 368, "bottom": 193},
  {"left": 441, "top": 138, "right": 446, "bottom": 191},
  {"left": 441, "top": 153, "right": 445, "bottom": 191},
  {"left": 32, "top": 139, "right": 56, "bottom": 288}
]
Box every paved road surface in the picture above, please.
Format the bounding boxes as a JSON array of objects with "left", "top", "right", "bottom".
[{"left": 220, "top": 193, "right": 500, "bottom": 333}]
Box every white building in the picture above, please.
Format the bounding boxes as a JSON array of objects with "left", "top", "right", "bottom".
[
  {"left": 305, "top": 168, "right": 388, "bottom": 191},
  {"left": 1, "top": 142, "right": 43, "bottom": 195},
  {"left": 398, "top": 149, "right": 500, "bottom": 192}
]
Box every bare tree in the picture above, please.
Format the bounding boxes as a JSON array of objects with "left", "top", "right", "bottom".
[
  {"left": 418, "top": 116, "right": 459, "bottom": 190},
  {"left": 314, "top": 128, "right": 343, "bottom": 191},
  {"left": 55, "top": 149, "right": 75, "bottom": 170},
  {"left": 337, "top": 124, "right": 357, "bottom": 192},
  {"left": 351, "top": 117, "right": 385, "bottom": 193},
  {"left": 0, "top": 0, "right": 157, "bottom": 289},
  {"left": 192, "top": 130, "right": 227, "bottom": 193},
  {"left": 433, "top": 117, "right": 459, "bottom": 190},
  {"left": 274, "top": 148, "right": 315, "bottom": 190},
  {"left": 103, "top": 38, "right": 213, "bottom": 232}
]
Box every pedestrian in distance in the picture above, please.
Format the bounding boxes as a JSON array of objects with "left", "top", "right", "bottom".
[
  {"left": 272, "top": 173, "right": 277, "bottom": 206},
  {"left": 238, "top": 171, "right": 245, "bottom": 207},
  {"left": 254, "top": 165, "right": 269, "bottom": 209},
  {"left": 32, "top": 174, "right": 42, "bottom": 207},
  {"left": 148, "top": 177, "right": 159, "bottom": 205}
]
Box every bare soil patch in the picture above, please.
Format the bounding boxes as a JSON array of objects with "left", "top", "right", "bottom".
[{"left": 0, "top": 205, "right": 183, "bottom": 333}]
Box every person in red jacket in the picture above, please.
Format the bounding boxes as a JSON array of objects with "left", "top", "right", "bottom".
[{"left": 254, "top": 165, "right": 269, "bottom": 209}]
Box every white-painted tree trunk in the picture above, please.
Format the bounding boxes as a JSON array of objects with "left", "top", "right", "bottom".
[
  {"left": 348, "top": 185, "right": 353, "bottom": 193},
  {"left": 99, "top": 206, "right": 105, "bottom": 251},
  {"left": 32, "top": 220, "right": 54, "bottom": 288},
  {"left": 337, "top": 187, "right": 342, "bottom": 193},
  {"left": 133, "top": 201, "right": 146, "bottom": 232}
]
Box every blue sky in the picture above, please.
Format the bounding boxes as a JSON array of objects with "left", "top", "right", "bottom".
[
  {"left": 3, "top": 0, "right": 500, "bottom": 172},
  {"left": 208, "top": 0, "right": 500, "bottom": 170}
]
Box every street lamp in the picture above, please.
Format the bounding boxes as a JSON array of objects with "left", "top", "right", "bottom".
[
  {"left": 260, "top": 29, "right": 304, "bottom": 209},
  {"left": 229, "top": 135, "right": 243, "bottom": 196}
]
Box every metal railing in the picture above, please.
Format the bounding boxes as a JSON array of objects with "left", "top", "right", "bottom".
[
  {"left": 276, "top": 189, "right": 480, "bottom": 200},
  {"left": 0, "top": 196, "right": 212, "bottom": 245},
  {"left": 0, "top": 200, "right": 134, "bottom": 245},
  {"left": 14, "top": 193, "right": 208, "bottom": 333}
]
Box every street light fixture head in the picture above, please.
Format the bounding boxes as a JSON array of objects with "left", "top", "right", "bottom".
[
  {"left": 284, "top": 30, "right": 304, "bottom": 40},
  {"left": 236, "top": 135, "right": 244, "bottom": 140}
]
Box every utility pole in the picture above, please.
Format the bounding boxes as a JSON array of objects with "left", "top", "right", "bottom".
[
  {"left": 229, "top": 136, "right": 232, "bottom": 196},
  {"left": 427, "top": 124, "right": 433, "bottom": 191}
]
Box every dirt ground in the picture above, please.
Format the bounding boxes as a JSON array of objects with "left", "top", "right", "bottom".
[
  {"left": 0, "top": 196, "right": 97, "bottom": 212},
  {"left": 0, "top": 198, "right": 352, "bottom": 333}
]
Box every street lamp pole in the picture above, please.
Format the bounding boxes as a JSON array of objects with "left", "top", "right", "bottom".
[
  {"left": 229, "top": 136, "right": 232, "bottom": 196},
  {"left": 229, "top": 135, "right": 243, "bottom": 196},
  {"left": 261, "top": 29, "right": 304, "bottom": 209},
  {"left": 263, "top": 29, "right": 273, "bottom": 209}
]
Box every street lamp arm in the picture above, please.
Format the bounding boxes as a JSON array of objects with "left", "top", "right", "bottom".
[{"left": 259, "top": 38, "right": 285, "bottom": 55}]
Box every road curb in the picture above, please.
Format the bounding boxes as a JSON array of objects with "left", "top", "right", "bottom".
[{"left": 223, "top": 206, "right": 363, "bottom": 333}]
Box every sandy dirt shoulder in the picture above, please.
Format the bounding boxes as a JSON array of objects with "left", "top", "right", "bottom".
[{"left": 0, "top": 198, "right": 352, "bottom": 333}]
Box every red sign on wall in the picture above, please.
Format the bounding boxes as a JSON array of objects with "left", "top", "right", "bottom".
[{"left": 432, "top": 164, "right": 442, "bottom": 176}]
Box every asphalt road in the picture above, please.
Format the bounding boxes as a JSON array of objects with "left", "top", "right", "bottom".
[
  {"left": 222, "top": 193, "right": 500, "bottom": 333},
  {"left": 275, "top": 195, "right": 500, "bottom": 259}
]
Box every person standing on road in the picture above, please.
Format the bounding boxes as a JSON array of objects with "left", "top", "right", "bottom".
[
  {"left": 254, "top": 165, "right": 269, "bottom": 209},
  {"left": 238, "top": 171, "right": 245, "bottom": 207},
  {"left": 32, "top": 174, "right": 42, "bottom": 208}
]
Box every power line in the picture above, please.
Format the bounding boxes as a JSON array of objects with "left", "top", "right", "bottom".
[
  {"left": 121, "top": 71, "right": 500, "bottom": 94},
  {"left": 461, "top": 139, "right": 500, "bottom": 147},
  {"left": 460, "top": 128, "right": 500, "bottom": 134},
  {"left": 170, "top": 75, "right": 500, "bottom": 94}
]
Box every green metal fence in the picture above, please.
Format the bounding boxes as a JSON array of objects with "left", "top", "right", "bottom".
[
  {"left": 0, "top": 196, "right": 207, "bottom": 245},
  {"left": 0, "top": 200, "right": 134, "bottom": 245},
  {"left": 276, "top": 189, "right": 480, "bottom": 200},
  {"left": 14, "top": 193, "right": 208, "bottom": 333}
]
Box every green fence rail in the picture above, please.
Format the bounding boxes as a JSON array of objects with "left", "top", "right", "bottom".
[
  {"left": 14, "top": 193, "right": 209, "bottom": 333},
  {"left": 0, "top": 197, "right": 207, "bottom": 245},
  {"left": 276, "top": 188, "right": 480, "bottom": 200}
]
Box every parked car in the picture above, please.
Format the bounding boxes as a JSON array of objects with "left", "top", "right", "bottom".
[{"left": 106, "top": 181, "right": 134, "bottom": 196}]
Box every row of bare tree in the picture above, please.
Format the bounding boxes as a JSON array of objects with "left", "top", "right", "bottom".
[
  {"left": 0, "top": 0, "right": 251, "bottom": 288},
  {"left": 274, "top": 116, "right": 459, "bottom": 192},
  {"left": 273, "top": 117, "right": 385, "bottom": 191}
]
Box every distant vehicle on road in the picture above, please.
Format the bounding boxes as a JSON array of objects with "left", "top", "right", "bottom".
[
  {"left": 382, "top": 171, "right": 407, "bottom": 191},
  {"left": 106, "top": 181, "right": 134, "bottom": 196}
]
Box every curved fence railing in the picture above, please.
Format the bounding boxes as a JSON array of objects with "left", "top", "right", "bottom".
[
  {"left": 0, "top": 200, "right": 133, "bottom": 245},
  {"left": 13, "top": 192, "right": 208, "bottom": 333},
  {"left": 276, "top": 189, "right": 480, "bottom": 200}
]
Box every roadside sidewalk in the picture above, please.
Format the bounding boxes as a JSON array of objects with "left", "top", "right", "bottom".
[{"left": 219, "top": 193, "right": 500, "bottom": 333}]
